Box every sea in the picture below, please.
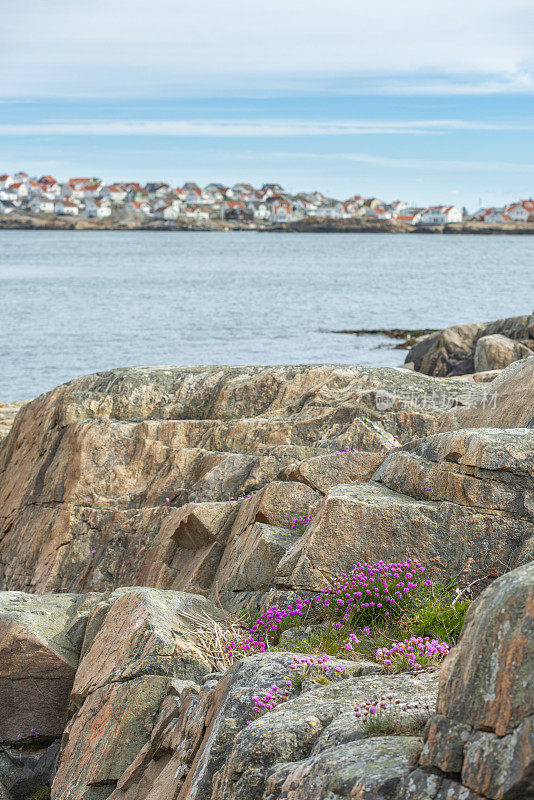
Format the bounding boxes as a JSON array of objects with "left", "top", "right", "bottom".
[{"left": 0, "top": 230, "right": 532, "bottom": 401}]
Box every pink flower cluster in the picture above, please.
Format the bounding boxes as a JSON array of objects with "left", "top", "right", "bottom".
[
  {"left": 226, "top": 597, "right": 312, "bottom": 658},
  {"left": 290, "top": 514, "right": 314, "bottom": 530},
  {"left": 375, "top": 636, "right": 450, "bottom": 669},
  {"left": 319, "top": 559, "right": 431, "bottom": 621},
  {"left": 246, "top": 679, "right": 293, "bottom": 724}
]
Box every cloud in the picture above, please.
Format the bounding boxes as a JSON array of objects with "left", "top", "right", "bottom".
[
  {"left": 0, "top": 118, "right": 532, "bottom": 137},
  {"left": 1, "top": 0, "right": 533, "bottom": 97},
  {"left": 259, "top": 151, "right": 534, "bottom": 172}
]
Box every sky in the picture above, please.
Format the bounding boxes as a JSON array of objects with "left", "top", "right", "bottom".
[{"left": 1, "top": 0, "right": 533, "bottom": 210}]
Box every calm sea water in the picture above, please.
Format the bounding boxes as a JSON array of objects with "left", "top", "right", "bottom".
[{"left": 0, "top": 230, "right": 532, "bottom": 400}]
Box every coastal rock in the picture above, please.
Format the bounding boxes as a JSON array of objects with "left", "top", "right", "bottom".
[
  {"left": 277, "top": 427, "right": 534, "bottom": 591},
  {"left": 137, "top": 501, "right": 240, "bottom": 595},
  {"left": 52, "top": 588, "right": 221, "bottom": 800},
  {"left": 0, "top": 741, "right": 61, "bottom": 800},
  {"left": 396, "top": 560, "right": 534, "bottom": 800},
  {"left": 104, "top": 653, "right": 436, "bottom": 800},
  {"left": 0, "top": 592, "right": 94, "bottom": 744},
  {"left": 278, "top": 450, "right": 385, "bottom": 494},
  {"left": 212, "top": 670, "right": 437, "bottom": 800},
  {"left": 406, "top": 313, "right": 534, "bottom": 376},
  {"left": 473, "top": 333, "right": 532, "bottom": 372},
  {"left": 0, "top": 401, "right": 28, "bottom": 446},
  {"left": 265, "top": 736, "right": 419, "bottom": 800},
  {"left": 0, "top": 364, "right": 477, "bottom": 598},
  {"left": 438, "top": 353, "right": 534, "bottom": 431}
]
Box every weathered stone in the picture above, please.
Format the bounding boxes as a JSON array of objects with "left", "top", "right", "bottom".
[
  {"left": 269, "top": 736, "right": 420, "bottom": 800},
  {"left": 461, "top": 716, "right": 534, "bottom": 799},
  {"left": 277, "top": 428, "right": 534, "bottom": 591},
  {"left": 134, "top": 501, "right": 239, "bottom": 596},
  {"left": 52, "top": 588, "right": 221, "bottom": 800},
  {"left": 0, "top": 365, "right": 479, "bottom": 597},
  {"left": 474, "top": 334, "right": 532, "bottom": 373},
  {"left": 406, "top": 314, "right": 534, "bottom": 377},
  {"left": 393, "top": 768, "right": 444, "bottom": 799},
  {"left": 419, "top": 714, "right": 472, "bottom": 773},
  {"left": 210, "top": 481, "right": 321, "bottom": 608},
  {"left": 437, "top": 561, "right": 533, "bottom": 735},
  {"left": 53, "top": 675, "right": 170, "bottom": 800},
  {"left": 212, "top": 668, "right": 437, "bottom": 800},
  {"left": 0, "top": 741, "right": 60, "bottom": 800},
  {"left": 0, "top": 592, "right": 93, "bottom": 743},
  {"left": 439, "top": 355, "right": 534, "bottom": 431},
  {"left": 393, "top": 560, "right": 534, "bottom": 800},
  {"left": 279, "top": 450, "right": 385, "bottom": 494}
]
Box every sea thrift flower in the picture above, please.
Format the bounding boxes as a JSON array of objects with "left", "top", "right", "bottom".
[
  {"left": 225, "top": 597, "right": 312, "bottom": 658},
  {"left": 246, "top": 679, "right": 293, "bottom": 724},
  {"left": 375, "top": 636, "right": 450, "bottom": 670},
  {"left": 319, "top": 559, "right": 431, "bottom": 621},
  {"left": 290, "top": 514, "right": 314, "bottom": 530}
]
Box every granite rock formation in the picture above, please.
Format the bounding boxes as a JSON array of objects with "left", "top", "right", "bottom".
[
  {"left": 0, "top": 364, "right": 476, "bottom": 601},
  {"left": 0, "top": 354, "right": 533, "bottom": 800}
]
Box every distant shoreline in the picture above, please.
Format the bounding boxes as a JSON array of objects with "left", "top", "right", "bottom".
[{"left": 1, "top": 213, "right": 533, "bottom": 234}]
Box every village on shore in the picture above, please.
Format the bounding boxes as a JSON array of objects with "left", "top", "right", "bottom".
[{"left": 1, "top": 170, "right": 533, "bottom": 228}]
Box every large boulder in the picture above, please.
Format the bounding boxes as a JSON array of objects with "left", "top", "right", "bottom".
[
  {"left": 438, "top": 355, "right": 534, "bottom": 431},
  {"left": 406, "top": 314, "right": 534, "bottom": 376},
  {"left": 474, "top": 334, "right": 532, "bottom": 373},
  {"left": 396, "top": 560, "right": 534, "bottom": 800},
  {"left": 0, "top": 592, "right": 97, "bottom": 744},
  {"left": 52, "top": 588, "right": 222, "bottom": 800}
]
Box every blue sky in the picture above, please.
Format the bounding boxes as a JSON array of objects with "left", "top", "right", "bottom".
[{"left": 1, "top": 0, "right": 533, "bottom": 210}]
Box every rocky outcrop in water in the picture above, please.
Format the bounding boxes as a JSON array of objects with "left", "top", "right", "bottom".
[{"left": 405, "top": 314, "right": 534, "bottom": 377}]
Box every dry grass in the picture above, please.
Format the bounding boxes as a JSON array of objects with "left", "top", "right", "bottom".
[{"left": 179, "top": 609, "right": 247, "bottom": 672}]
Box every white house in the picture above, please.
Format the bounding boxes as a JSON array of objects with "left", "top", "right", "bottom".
[
  {"left": 83, "top": 200, "right": 111, "bottom": 218},
  {"left": 29, "top": 197, "right": 55, "bottom": 214},
  {"left": 0, "top": 200, "right": 15, "bottom": 214},
  {"left": 505, "top": 203, "right": 530, "bottom": 222},
  {"left": 162, "top": 204, "right": 181, "bottom": 220},
  {"left": 128, "top": 201, "right": 152, "bottom": 215},
  {"left": 54, "top": 200, "right": 79, "bottom": 216},
  {"left": 269, "top": 203, "right": 292, "bottom": 223},
  {"left": 315, "top": 203, "right": 346, "bottom": 219},
  {"left": 397, "top": 211, "right": 423, "bottom": 225},
  {"left": 485, "top": 210, "right": 512, "bottom": 224},
  {"left": 101, "top": 184, "right": 128, "bottom": 204},
  {"left": 37, "top": 176, "right": 61, "bottom": 198},
  {"left": 419, "top": 205, "right": 462, "bottom": 224},
  {"left": 247, "top": 201, "right": 270, "bottom": 220},
  {"left": 153, "top": 201, "right": 182, "bottom": 220},
  {"left": 0, "top": 174, "right": 14, "bottom": 190},
  {"left": 6, "top": 182, "right": 29, "bottom": 201},
  {"left": 366, "top": 207, "right": 393, "bottom": 220},
  {"left": 82, "top": 181, "right": 104, "bottom": 200},
  {"left": 184, "top": 205, "right": 209, "bottom": 221}
]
